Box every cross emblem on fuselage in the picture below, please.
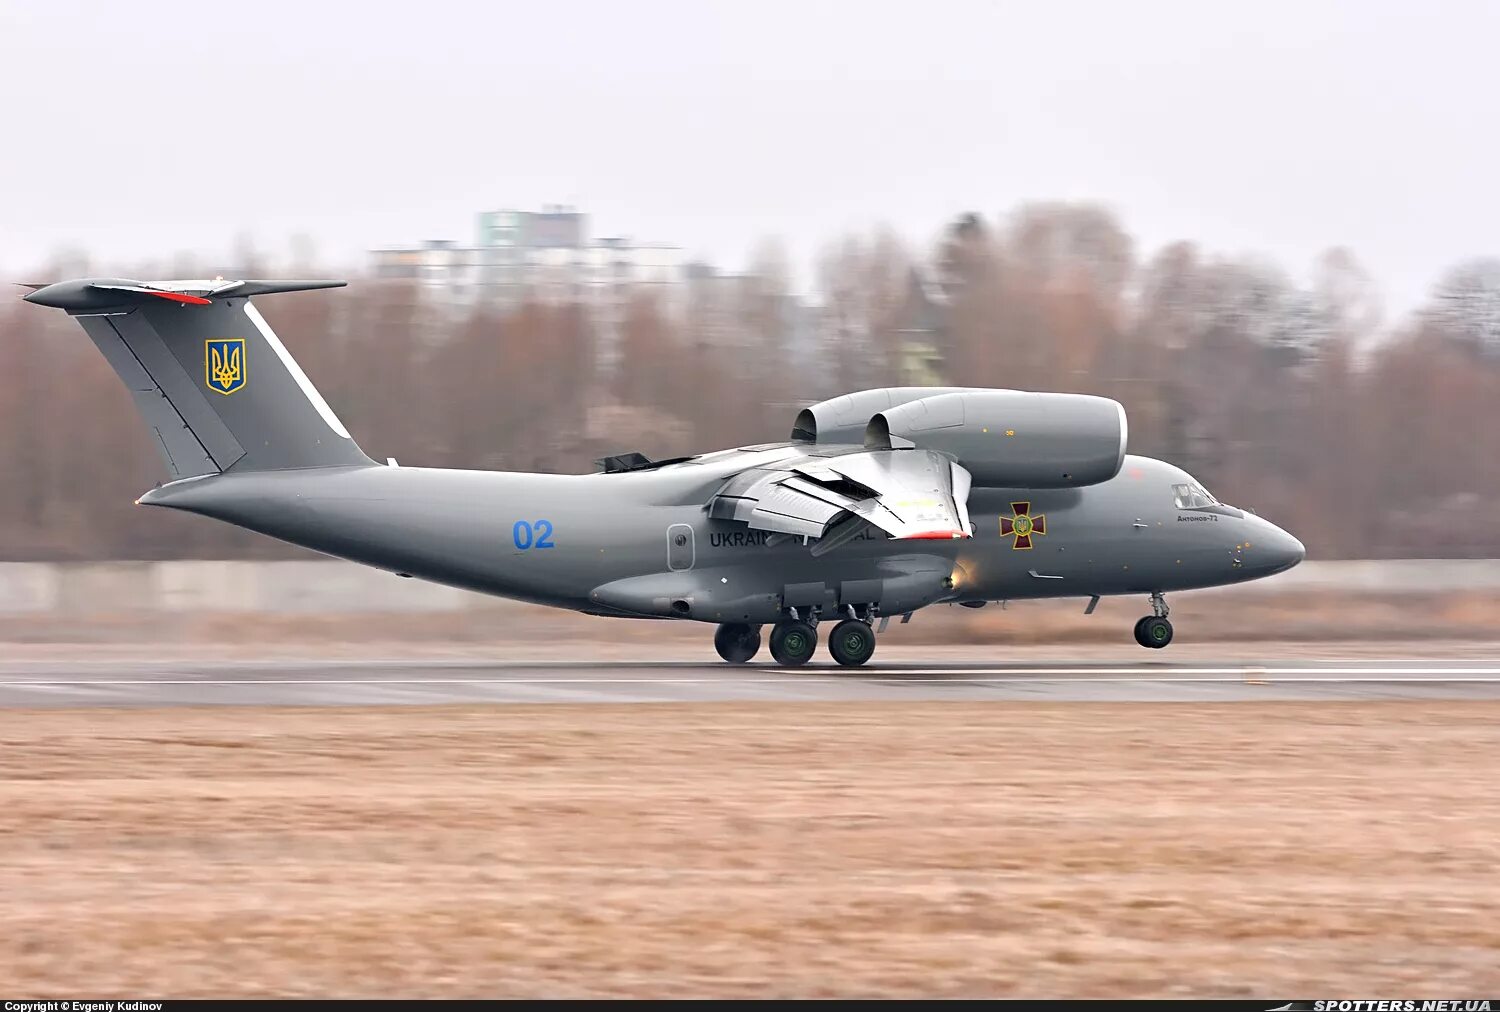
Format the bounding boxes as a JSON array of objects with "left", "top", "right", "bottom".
[{"left": 1000, "top": 501, "right": 1047, "bottom": 549}]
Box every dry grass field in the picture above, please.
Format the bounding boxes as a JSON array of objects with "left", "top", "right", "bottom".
[{"left": 2, "top": 701, "right": 1499, "bottom": 997}]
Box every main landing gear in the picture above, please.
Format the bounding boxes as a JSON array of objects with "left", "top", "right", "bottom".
[
  {"left": 735, "top": 608, "right": 880, "bottom": 668},
  {"left": 1133, "top": 592, "right": 1173, "bottom": 649},
  {"left": 713, "top": 622, "right": 762, "bottom": 664},
  {"left": 827, "top": 618, "right": 876, "bottom": 667},
  {"left": 769, "top": 618, "right": 818, "bottom": 666}
]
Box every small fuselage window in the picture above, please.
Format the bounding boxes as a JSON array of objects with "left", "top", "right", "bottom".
[{"left": 1173, "top": 482, "right": 1217, "bottom": 510}]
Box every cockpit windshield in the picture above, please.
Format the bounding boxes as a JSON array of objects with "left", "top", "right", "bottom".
[{"left": 1172, "top": 482, "right": 1218, "bottom": 510}]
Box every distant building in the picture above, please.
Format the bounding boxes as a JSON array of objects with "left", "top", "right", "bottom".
[
  {"left": 370, "top": 206, "right": 821, "bottom": 381},
  {"left": 681, "top": 260, "right": 749, "bottom": 349},
  {"left": 369, "top": 239, "right": 482, "bottom": 303},
  {"left": 370, "top": 206, "right": 685, "bottom": 312}
]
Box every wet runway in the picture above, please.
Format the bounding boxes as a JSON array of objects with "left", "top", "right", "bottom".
[{"left": 3, "top": 656, "right": 1500, "bottom": 705}]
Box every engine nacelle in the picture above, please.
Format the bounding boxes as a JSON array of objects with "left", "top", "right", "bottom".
[
  {"left": 865, "top": 390, "right": 1127, "bottom": 489},
  {"left": 791, "top": 387, "right": 978, "bottom": 444}
]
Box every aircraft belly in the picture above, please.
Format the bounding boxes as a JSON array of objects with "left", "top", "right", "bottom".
[{"left": 589, "top": 516, "right": 960, "bottom": 622}]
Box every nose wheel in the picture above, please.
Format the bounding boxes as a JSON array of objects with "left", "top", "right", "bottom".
[
  {"left": 1133, "top": 616, "right": 1173, "bottom": 648},
  {"left": 714, "top": 622, "right": 762, "bottom": 664},
  {"left": 1133, "top": 593, "right": 1173, "bottom": 648}
]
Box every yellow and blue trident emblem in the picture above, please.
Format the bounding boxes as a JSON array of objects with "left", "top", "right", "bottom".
[{"left": 205, "top": 338, "right": 246, "bottom": 395}]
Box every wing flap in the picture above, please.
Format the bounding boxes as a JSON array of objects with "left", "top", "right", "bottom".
[{"left": 707, "top": 447, "right": 974, "bottom": 544}]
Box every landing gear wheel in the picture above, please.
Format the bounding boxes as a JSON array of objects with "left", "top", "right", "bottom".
[
  {"left": 769, "top": 620, "right": 818, "bottom": 667},
  {"left": 1136, "top": 616, "right": 1173, "bottom": 649},
  {"left": 714, "top": 622, "right": 762, "bottom": 664},
  {"left": 828, "top": 619, "right": 877, "bottom": 668}
]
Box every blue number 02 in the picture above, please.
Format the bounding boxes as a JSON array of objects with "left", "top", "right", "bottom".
[{"left": 512, "top": 519, "right": 556, "bottom": 550}]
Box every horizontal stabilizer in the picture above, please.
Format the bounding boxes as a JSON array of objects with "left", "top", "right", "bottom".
[{"left": 22, "top": 277, "right": 346, "bottom": 312}]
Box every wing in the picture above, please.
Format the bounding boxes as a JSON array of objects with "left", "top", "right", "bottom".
[{"left": 708, "top": 446, "right": 973, "bottom": 550}]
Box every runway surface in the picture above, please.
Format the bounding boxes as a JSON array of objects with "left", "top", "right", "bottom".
[{"left": 3, "top": 656, "right": 1500, "bottom": 705}]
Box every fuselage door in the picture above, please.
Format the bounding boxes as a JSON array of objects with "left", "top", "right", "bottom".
[{"left": 667, "top": 523, "right": 695, "bottom": 571}]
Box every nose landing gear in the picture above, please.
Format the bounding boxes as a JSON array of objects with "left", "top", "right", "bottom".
[{"left": 1133, "top": 592, "right": 1173, "bottom": 649}]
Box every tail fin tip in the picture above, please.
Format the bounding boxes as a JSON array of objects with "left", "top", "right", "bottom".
[{"left": 22, "top": 278, "right": 346, "bottom": 312}]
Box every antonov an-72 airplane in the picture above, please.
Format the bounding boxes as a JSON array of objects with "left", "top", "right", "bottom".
[{"left": 22, "top": 277, "right": 1304, "bottom": 666}]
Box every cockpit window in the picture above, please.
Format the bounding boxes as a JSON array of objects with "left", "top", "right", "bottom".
[{"left": 1173, "top": 482, "right": 1217, "bottom": 509}]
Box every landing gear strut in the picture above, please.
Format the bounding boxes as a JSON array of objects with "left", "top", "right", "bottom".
[
  {"left": 769, "top": 618, "right": 819, "bottom": 667},
  {"left": 714, "top": 622, "right": 762, "bottom": 664},
  {"left": 1133, "top": 592, "right": 1173, "bottom": 649}
]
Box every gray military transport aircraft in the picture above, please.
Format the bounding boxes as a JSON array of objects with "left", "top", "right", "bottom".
[{"left": 22, "top": 277, "right": 1304, "bottom": 666}]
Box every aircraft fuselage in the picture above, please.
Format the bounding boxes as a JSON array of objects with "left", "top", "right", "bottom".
[{"left": 140, "top": 449, "right": 1303, "bottom": 625}]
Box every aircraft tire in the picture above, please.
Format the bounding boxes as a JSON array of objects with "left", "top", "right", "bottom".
[
  {"left": 1132, "top": 616, "right": 1151, "bottom": 646},
  {"left": 714, "top": 622, "right": 762, "bottom": 664},
  {"left": 1139, "top": 616, "right": 1173, "bottom": 649},
  {"left": 828, "top": 619, "right": 877, "bottom": 667},
  {"left": 769, "top": 620, "right": 818, "bottom": 667}
]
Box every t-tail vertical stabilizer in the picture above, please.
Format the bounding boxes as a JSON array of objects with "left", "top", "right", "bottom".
[{"left": 22, "top": 278, "right": 374, "bottom": 478}]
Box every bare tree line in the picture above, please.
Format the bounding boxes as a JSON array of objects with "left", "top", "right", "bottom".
[{"left": 3, "top": 202, "right": 1499, "bottom": 559}]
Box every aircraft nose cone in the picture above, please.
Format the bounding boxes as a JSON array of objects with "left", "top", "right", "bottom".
[
  {"left": 1277, "top": 529, "right": 1306, "bottom": 570},
  {"left": 1254, "top": 519, "right": 1304, "bottom": 575}
]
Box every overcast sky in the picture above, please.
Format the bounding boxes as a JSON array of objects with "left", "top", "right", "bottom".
[{"left": 2, "top": 0, "right": 1497, "bottom": 314}]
